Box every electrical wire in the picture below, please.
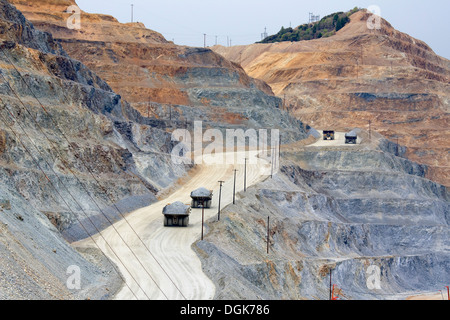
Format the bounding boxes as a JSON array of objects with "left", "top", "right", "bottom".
[
  {"left": 0, "top": 100, "right": 146, "bottom": 300},
  {"left": 0, "top": 47, "right": 188, "bottom": 300},
  {"left": 0, "top": 70, "right": 162, "bottom": 299},
  {"left": 0, "top": 61, "right": 170, "bottom": 300}
]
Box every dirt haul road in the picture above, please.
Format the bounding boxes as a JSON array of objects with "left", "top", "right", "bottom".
[
  {"left": 73, "top": 150, "right": 272, "bottom": 300},
  {"left": 307, "top": 131, "right": 360, "bottom": 147}
]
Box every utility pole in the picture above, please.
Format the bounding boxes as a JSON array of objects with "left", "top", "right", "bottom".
[
  {"left": 396, "top": 137, "right": 399, "bottom": 156},
  {"left": 271, "top": 147, "right": 274, "bottom": 179},
  {"left": 261, "top": 27, "right": 268, "bottom": 41},
  {"left": 360, "top": 45, "right": 363, "bottom": 65},
  {"left": 215, "top": 35, "right": 218, "bottom": 46},
  {"left": 273, "top": 147, "right": 277, "bottom": 175},
  {"left": 279, "top": 134, "right": 281, "bottom": 165},
  {"left": 201, "top": 200, "right": 205, "bottom": 240},
  {"left": 244, "top": 158, "right": 248, "bottom": 192},
  {"left": 203, "top": 33, "right": 207, "bottom": 48},
  {"left": 184, "top": 119, "right": 188, "bottom": 143},
  {"left": 355, "top": 58, "right": 359, "bottom": 79},
  {"left": 266, "top": 216, "right": 270, "bottom": 254},
  {"left": 329, "top": 268, "right": 332, "bottom": 300},
  {"left": 368, "top": 120, "right": 372, "bottom": 141},
  {"left": 233, "top": 169, "right": 238, "bottom": 204},
  {"left": 217, "top": 181, "right": 224, "bottom": 221},
  {"left": 131, "top": 4, "right": 134, "bottom": 23}
]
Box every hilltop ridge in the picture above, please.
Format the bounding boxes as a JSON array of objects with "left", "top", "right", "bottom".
[
  {"left": 213, "top": 9, "right": 450, "bottom": 187},
  {"left": 259, "top": 7, "right": 360, "bottom": 43},
  {"left": 9, "top": 0, "right": 306, "bottom": 143},
  {"left": 0, "top": 0, "right": 448, "bottom": 301}
]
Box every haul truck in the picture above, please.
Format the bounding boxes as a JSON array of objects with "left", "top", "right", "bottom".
[
  {"left": 323, "top": 130, "right": 335, "bottom": 140},
  {"left": 163, "top": 201, "right": 191, "bottom": 227},
  {"left": 345, "top": 130, "right": 358, "bottom": 144},
  {"left": 190, "top": 187, "right": 213, "bottom": 209}
]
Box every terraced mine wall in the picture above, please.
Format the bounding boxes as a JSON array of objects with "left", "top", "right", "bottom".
[
  {"left": 195, "top": 136, "right": 449, "bottom": 300},
  {"left": 0, "top": 0, "right": 309, "bottom": 299},
  {"left": 213, "top": 9, "right": 450, "bottom": 188},
  {"left": 0, "top": 0, "right": 189, "bottom": 299},
  {"left": 10, "top": 0, "right": 308, "bottom": 145}
]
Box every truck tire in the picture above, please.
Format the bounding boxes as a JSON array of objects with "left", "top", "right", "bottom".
[
  {"left": 183, "top": 217, "right": 189, "bottom": 227},
  {"left": 164, "top": 216, "right": 168, "bottom": 226},
  {"left": 206, "top": 200, "right": 212, "bottom": 208}
]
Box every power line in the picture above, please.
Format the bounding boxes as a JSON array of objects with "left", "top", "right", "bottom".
[
  {"left": 0, "top": 68, "right": 165, "bottom": 301},
  {"left": 0, "top": 71, "right": 151, "bottom": 299},
  {"left": 4, "top": 47, "right": 182, "bottom": 295},
  {"left": 0, "top": 48, "right": 185, "bottom": 299},
  {"left": 0, "top": 71, "right": 159, "bottom": 299},
  {"left": 0, "top": 99, "right": 145, "bottom": 300}
]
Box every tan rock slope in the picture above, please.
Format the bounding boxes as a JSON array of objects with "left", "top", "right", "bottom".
[
  {"left": 9, "top": 0, "right": 280, "bottom": 125},
  {"left": 213, "top": 10, "right": 450, "bottom": 187}
]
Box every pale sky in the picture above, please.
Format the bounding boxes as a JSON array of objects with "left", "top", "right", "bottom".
[{"left": 76, "top": 0, "right": 450, "bottom": 59}]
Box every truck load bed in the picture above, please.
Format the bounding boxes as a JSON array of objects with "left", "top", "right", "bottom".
[
  {"left": 163, "top": 201, "right": 191, "bottom": 227},
  {"left": 190, "top": 187, "right": 213, "bottom": 208}
]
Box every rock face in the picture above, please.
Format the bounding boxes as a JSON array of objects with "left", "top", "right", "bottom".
[
  {"left": 0, "top": 0, "right": 307, "bottom": 299},
  {"left": 194, "top": 132, "right": 449, "bottom": 300},
  {"left": 2, "top": 0, "right": 446, "bottom": 301},
  {"left": 0, "top": 0, "right": 194, "bottom": 241},
  {"left": 213, "top": 10, "right": 450, "bottom": 187},
  {"left": 10, "top": 0, "right": 307, "bottom": 143},
  {"left": 0, "top": 0, "right": 192, "bottom": 298}
]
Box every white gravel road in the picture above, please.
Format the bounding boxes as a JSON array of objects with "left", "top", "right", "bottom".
[
  {"left": 73, "top": 150, "right": 272, "bottom": 300},
  {"left": 307, "top": 131, "right": 360, "bottom": 147}
]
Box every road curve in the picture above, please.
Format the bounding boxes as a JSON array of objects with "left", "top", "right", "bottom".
[
  {"left": 73, "top": 150, "right": 272, "bottom": 300},
  {"left": 307, "top": 131, "right": 360, "bottom": 147}
]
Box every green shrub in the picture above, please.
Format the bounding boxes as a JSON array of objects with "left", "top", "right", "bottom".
[{"left": 259, "top": 8, "right": 359, "bottom": 44}]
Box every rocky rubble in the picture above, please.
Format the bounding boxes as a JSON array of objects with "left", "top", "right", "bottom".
[
  {"left": 194, "top": 132, "right": 449, "bottom": 300},
  {"left": 0, "top": 0, "right": 190, "bottom": 298},
  {"left": 9, "top": 0, "right": 307, "bottom": 144},
  {"left": 0, "top": 0, "right": 308, "bottom": 299},
  {"left": 0, "top": 0, "right": 193, "bottom": 241}
]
